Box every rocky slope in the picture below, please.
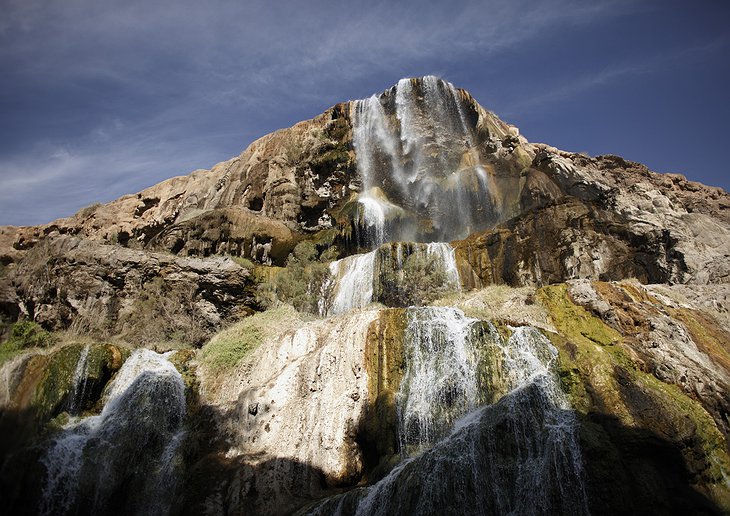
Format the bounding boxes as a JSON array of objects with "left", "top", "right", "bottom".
[{"left": 0, "top": 76, "right": 729, "bottom": 515}]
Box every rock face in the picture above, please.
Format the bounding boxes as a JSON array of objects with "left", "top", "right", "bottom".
[
  {"left": 1, "top": 102, "right": 355, "bottom": 266},
  {"left": 1, "top": 76, "right": 730, "bottom": 516},
  {"left": 454, "top": 150, "right": 730, "bottom": 288},
  {"left": 190, "top": 310, "right": 379, "bottom": 515},
  {"left": 1, "top": 235, "right": 256, "bottom": 345}
]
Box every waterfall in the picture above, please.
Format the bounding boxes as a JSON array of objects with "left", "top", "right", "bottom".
[
  {"left": 356, "top": 195, "right": 388, "bottom": 249},
  {"left": 66, "top": 344, "right": 91, "bottom": 415},
  {"left": 328, "top": 249, "right": 378, "bottom": 315},
  {"left": 351, "top": 96, "right": 403, "bottom": 248},
  {"left": 397, "top": 307, "right": 479, "bottom": 453},
  {"left": 352, "top": 95, "right": 402, "bottom": 193},
  {"left": 327, "top": 242, "right": 461, "bottom": 315},
  {"left": 40, "top": 349, "right": 187, "bottom": 516},
  {"left": 425, "top": 242, "right": 460, "bottom": 288},
  {"left": 308, "top": 324, "right": 589, "bottom": 516},
  {"left": 351, "top": 76, "right": 497, "bottom": 246}
]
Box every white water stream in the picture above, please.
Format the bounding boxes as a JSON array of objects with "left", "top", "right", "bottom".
[
  {"left": 66, "top": 344, "right": 91, "bottom": 415},
  {"left": 327, "top": 242, "right": 461, "bottom": 315},
  {"left": 309, "top": 318, "right": 589, "bottom": 516},
  {"left": 40, "top": 349, "right": 186, "bottom": 516},
  {"left": 350, "top": 76, "right": 497, "bottom": 246}
]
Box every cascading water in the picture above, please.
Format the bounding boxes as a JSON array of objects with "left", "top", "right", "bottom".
[
  {"left": 329, "top": 249, "right": 378, "bottom": 315},
  {"left": 308, "top": 322, "right": 589, "bottom": 516},
  {"left": 310, "top": 77, "right": 586, "bottom": 515},
  {"left": 350, "top": 96, "right": 403, "bottom": 249},
  {"left": 425, "top": 242, "right": 460, "bottom": 288},
  {"left": 397, "top": 307, "right": 480, "bottom": 453},
  {"left": 66, "top": 344, "right": 91, "bottom": 415},
  {"left": 350, "top": 76, "right": 498, "bottom": 246},
  {"left": 40, "top": 349, "right": 187, "bottom": 516},
  {"left": 327, "top": 242, "right": 461, "bottom": 315}
]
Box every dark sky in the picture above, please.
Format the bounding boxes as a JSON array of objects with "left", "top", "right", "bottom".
[{"left": 1, "top": 0, "right": 728, "bottom": 226}]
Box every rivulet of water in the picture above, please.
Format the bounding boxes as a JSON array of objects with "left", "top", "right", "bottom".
[
  {"left": 397, "top": 307, "right": 480, "bottom": 453},
  {"left": 66, "top": 344, "right": 91, "bottom": 415}
]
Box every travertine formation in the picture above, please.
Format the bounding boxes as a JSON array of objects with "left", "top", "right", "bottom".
[{"left": 0, "top": 77, "right": 729, "bottom": 516}]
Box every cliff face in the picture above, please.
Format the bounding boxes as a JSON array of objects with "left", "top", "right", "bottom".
[
  {"left": 1, "top": 77, "right": 729, "bottom": 516},
  {"left": 1, "top": 102, "right": 355, "bottom": 265},
  {"left": 455, "top": 150, "right": 730, "bottom": 288}
]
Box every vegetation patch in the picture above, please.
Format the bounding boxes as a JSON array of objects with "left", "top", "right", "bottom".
[
  {"left": 537, "top": 284, "right": 620, "bottom": 347},
  {"left": 256, "top": 241, "right": 335, "bottom": 315},
  {"left": 6, "top": 320, "right": 57, "bottom": 349},
  {"left": 33, "top": 343, "right": 123, "bottom": 422},
  {"left": 376, "top": 251, "right": 453, "bottom": 307},
  {"left": 114, "top": 277, "right": 209, "bottom": 347},
  {"left": 538, "top": 283, "right": 730, "bottom": 509},
  {"left": 230, "top": 256, "right": 256, "bottom": 269},
  {"left": 201, "top": 305, "right": 301, "bottom": 373},
  {"left": 0, "top": 320, "right": 57, "bottom": 366},
  {"left": 669, "top": 307, "right": 730, "bottom": 374}
]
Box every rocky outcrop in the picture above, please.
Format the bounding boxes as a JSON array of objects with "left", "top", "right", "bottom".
[
  {"left": 537, "top": 282, "right": 730, "bottom": 514},
  {"left": 566, "top": 280, "right": 730, "bottom": 441},
  {"left": 0, "top": 235, "right": 256, "bottom": 345},
  {"left": 0, "top": 102, "right": 355, "bottom": 266},
  {"left": 453, "top": 197, "right": 692, "bottom": 288},
  {"left": 189, "top": 309, "right": 381, "bottom": 515},
  {"left": 453, "top": 147, "right": 730, "bottom": 289}
]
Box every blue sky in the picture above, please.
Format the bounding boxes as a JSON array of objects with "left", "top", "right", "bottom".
[{"left": 1, "top": 0, "right": 728, "bottom": 226}]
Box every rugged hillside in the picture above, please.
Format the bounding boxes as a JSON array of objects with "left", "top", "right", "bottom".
[{"left": 0, "top": 76, "right": 729, "bottom": 516}]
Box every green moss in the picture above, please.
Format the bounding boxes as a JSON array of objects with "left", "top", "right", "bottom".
[
  {"left": 311, "top": 228, "right": 339, "bottom": 249},
  {"left": 365, "top": 308, "right": 407, "bottom": 398},
  {"left": 537, "top": 285, "right": 620, "bottom": 347},
  {"left": 201, "top": 305, "right": 302, "bottom": 373},
  {"left": 32, "top": 346, "right": 84, "bottom": 419},
  {"left": 471, "top": 322, "right": 511, "bottom": 405},
  {"left": 669, "top": 307, "right": 730, "bottom": 374},
  {"left": 169, "top": 349, "right": 198, "bottom": 390},
  {"left": 637, "top": 370, "right": 730, "bottom": 484},
  {"left": 32, "top": 344, "right": 121, "bottom": 421},
  {"left": 230, "top": 256, "right": 256, "bottom": 269},
  {"left": 0, "top": 343, "right": 22, "bottom": 367},
  {"left": 361, "top": 309, "right": 408, "bottom": 468},
  {"left": 538, "top": 283, "right": 730, "bottom": 506},
  {"left": 539, "top": 330, "right": 594, "bottom": 413}
]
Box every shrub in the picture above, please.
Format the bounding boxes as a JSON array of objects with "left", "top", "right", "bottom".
[
  {"left": 0, "top": 320, "right": 57, "bottom": 366},
  {"left": 76, "top": 202, "right": 101, "bottom": 219},
  {"left": 6, "top": 320, "right": 56, "bottom": 349},
  {"left": 113, "top": 277, "right": 208, "bottom": 347},
  {"left": 256, "top": 242, "right": 335, "bottom": 315},
  {"left": 231, "top": 256, "right": 256, "bottom": 269},
  {"left": 378, "top": 252, "right": 451, "bottom": 307}
]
